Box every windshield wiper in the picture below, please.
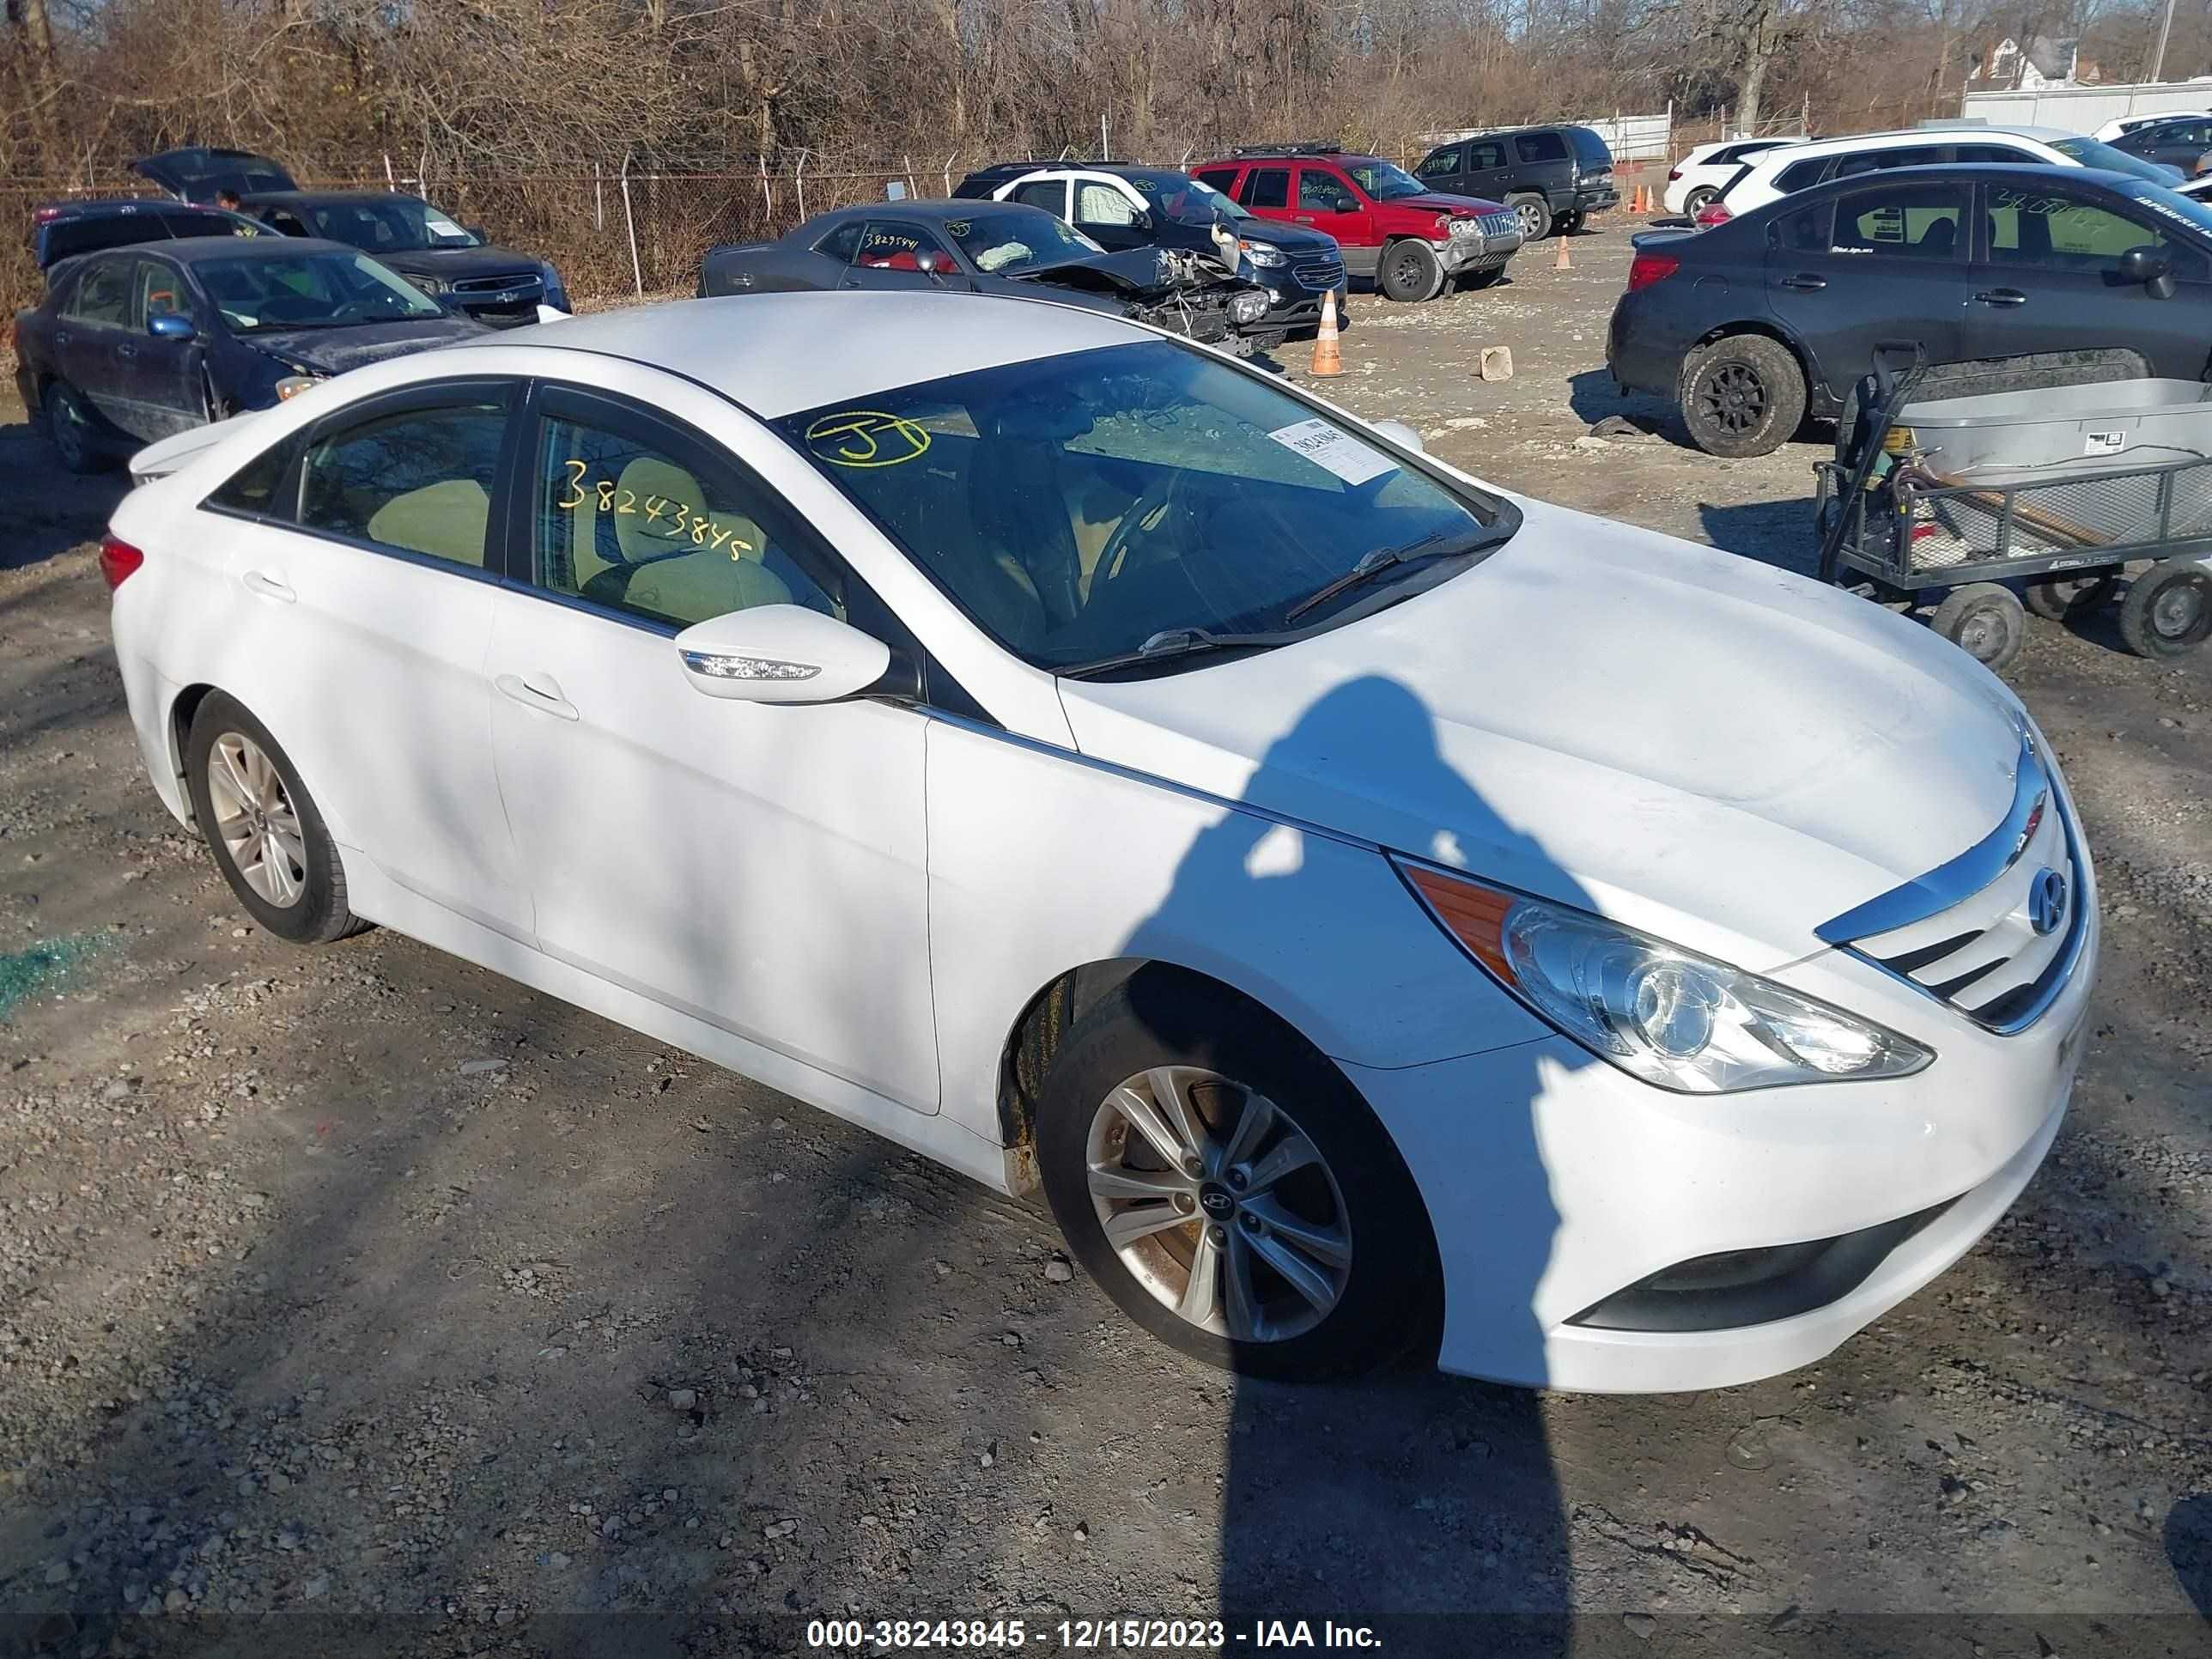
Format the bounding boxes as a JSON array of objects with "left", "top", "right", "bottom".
[
  {"left": 1283, "top": 529, "right": 1485, "bottom": 623},
  {"left": 1056, "top": 626, "right": 1294, "bottom": 680}
]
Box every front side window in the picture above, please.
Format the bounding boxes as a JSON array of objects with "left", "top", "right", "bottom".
[
  {"left": 776, "top": 340, "right": 1515, "bottom": 671},
  {"left": 1127, "top": 173, "right": 1250, "bottom": 226},
  {"left": 297, "top": 398, "right": 507, "bottom": 568},
  {"left": 2051, "top": 135, "right": 2187, "bottom": 184},
  {"left": 1298, "top": 169, "right": 1360, "bottom": 213},
  {"left": 133, "top": 258, "right": 188, "bottom": 322},
  {"left": 1242, "top": 167, "right": 1291, "bottom": 209},
  {"left": 1987, "top": 185, "right": 2206, "bottom": 277},
  {"left": 1075, "top": 182, "right": 1139, "bottom": 226},
  {"left": 1831, "top": 182, "right": 1966, "bottom": 258},
  {"left": 195, "top": 251, "right": 442, "bottom": 332},
  {"left": 532, "top": 405, "right": 839, "bottom": 629},
  {"left": 65, "top": 258, "right": 135, "bottom": 325},
  {"left": 853, "top": 222, "right": 954, "bottom": 271},
  {"left": 1417, "top": 147, "right": 1462, "bottom": 179}
]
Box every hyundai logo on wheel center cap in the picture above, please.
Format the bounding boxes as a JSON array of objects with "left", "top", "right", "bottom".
[
  {"left": 1198, "top": 1185, "right": 1237, "bottom": 1219},
  {"left": 2028, "top": 868, "right": 2069, "bottom": 936}
]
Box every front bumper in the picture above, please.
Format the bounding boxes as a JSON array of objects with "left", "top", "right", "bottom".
[
  {"left": 1438, "top": 225, "right": 1524, "bottom": 275},
  {"left": 1342, "top": 869, "right": 2099, "bottom": 1395}
]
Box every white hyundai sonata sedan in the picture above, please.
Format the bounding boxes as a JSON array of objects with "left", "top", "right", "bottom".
[{"left": 101, "top": 292, "right": 2096, "bottom": 1392}]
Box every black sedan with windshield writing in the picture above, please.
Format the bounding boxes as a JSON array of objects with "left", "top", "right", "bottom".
[
  {"left": 1607, "top": 162, "right": 2212, "bottom": 456},
  {"left": 12, "top": 235, "right": 486, "bottom": 472},
  {"left": 696, "top": 200, "right": 1276, "bottom": 351}
]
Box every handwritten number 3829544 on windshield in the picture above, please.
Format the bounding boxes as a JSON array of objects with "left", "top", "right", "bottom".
[{"left": 554, "top": 459, "right": 755, "bottom": 557}]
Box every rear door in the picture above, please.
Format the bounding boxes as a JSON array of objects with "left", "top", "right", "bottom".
[
  {"left": 1962, "top": 179, "right": 2212, "bottom": 378},
  {"left": 1292, "top": 164, "right": 1373, "bottom": 257},
  {"left": 125, "top": 255, "right": 208, "bottom": 441},
  {"left": 1462, "top": 138, "right": 1513, "bottom": 202},
  {"left": 1235, "top": 165, "right": 1297, "bottom": 230},
  {"left": 1765, "top": 178, "right": 1972, "bottom": 401},
  {"left": 1072, "top": 178, "right": 1149, "bottom": 251},
  {"left": 51, "top": 255, "right": 140, "bottom": 430}
]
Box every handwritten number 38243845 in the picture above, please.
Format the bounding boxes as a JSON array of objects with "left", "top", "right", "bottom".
[{"left": 554, "top": 459, "right": 755, "bottom": 557}]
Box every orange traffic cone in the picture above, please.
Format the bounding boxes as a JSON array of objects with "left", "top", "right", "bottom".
[
  {"left": 1553, "top": 234, "right": 1572, "bottom": 272},
  {"left": 1311, "top": 289, "right": 1344, "bottom": 377}
]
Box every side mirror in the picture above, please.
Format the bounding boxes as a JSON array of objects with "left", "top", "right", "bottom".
[
  {"left": 1131, "top": 208, "right": 1154, "bottom": 232},
  {"left": 673, "top": 605, "right": 891, "bottom": 705},
  {"left": 2119, "top": 245, "right": 2176, "bottom": 298},
  {"left": 148, "top": 312, "right": 196, "bottom": 341},
  {"left": 465, "top": 225, "right": 489, "bottom": 243},
  {"left": 1370, "top": 418, "right": 1426, "bottom": 454}
]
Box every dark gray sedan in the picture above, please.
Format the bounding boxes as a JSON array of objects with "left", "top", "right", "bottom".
[{"left": 697, "top": 200, "right": 1274, "bottom": 351}]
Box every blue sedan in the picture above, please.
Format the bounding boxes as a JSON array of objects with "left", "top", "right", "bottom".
[{"left": 12, "top": 235, "right": 486, "bottom": 471}]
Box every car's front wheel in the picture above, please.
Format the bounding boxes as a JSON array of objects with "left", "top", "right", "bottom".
[
  {"left": 1377, "top": 239, "right": 1444, "bottom": 302},
  {"left": 1679, "top": 333, "right": 1808, "bottom": 458},
  {"left": 184, "top": 692, "right": 365, "bottom": 945},
  {"left": 1507, "top": 192, "right": 1553, "bottom": 241},
  {"left": 45, "top": 380, "right": 109, "bottom": 474},
  {"left": 1035, "top": 975, "right": 1439, "bottom": 1380}
]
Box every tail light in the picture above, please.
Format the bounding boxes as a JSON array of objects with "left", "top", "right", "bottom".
[
  {"left": 1626, "top": 252, "right": 1680, "bottom": 292},
  {"left": 1693, "top": 201, "right": 1733, "bottom": 227},
  {"left": 1667, "top": 167, "right": 1683, "bottom": 181},
  {"left": 98, "top": 535, "right": 144, "bottom": 590},
  {"left": 34, "top": 205, "right": 61, "bottom": 222}
]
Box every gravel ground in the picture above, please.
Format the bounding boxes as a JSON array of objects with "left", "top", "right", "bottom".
[{"left": 0, "top": 227, "right": 2207, "bottom": 1659}]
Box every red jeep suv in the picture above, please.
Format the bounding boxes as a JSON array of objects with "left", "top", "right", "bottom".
[{"left": 1193, "top": 143, "right": 1523, "bottom": 302}]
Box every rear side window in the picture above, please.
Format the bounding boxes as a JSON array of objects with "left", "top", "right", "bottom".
[
  {"left": 1567, "top": 128, "right": 1613, "bottom": 166},
  {"left": 1834, "top": 145, "right": 1946, "bottom": 178},
  {"left": 297, "top": 398, "right": 509, "bottom": 569},
  {"left": 1193, "top": 167, "right": 1238, "bottom": 194},
  {"left": 207, "top": 441, "right": 295, "bottom": 517},
  {"left": 1955, "top": 143, "right": 2033, "bottom": 164},
  {"left": 1516, "top": 132, "right": 1570, "bottom": 163},
  {"left": 1417, "top": 146, "right": 1462, "bottom": 179},
  {"left": 1830, "top": 181, "right": 1967, "bottom": 259},
  {"left": 1009, "top": 179, "right": 1066, "bottom": 213},
  {"left": 1242, "top": 168, "right": 1291, "bottom": 209},
  {"left": 65, "top": 258, "right": 136, "bottom": 325},
  {"left": 815, "top": 222, "right": 867, "bottom": 262},
  {"left": 1775, "top": 157, "right": 1830, "bottom": 193}
]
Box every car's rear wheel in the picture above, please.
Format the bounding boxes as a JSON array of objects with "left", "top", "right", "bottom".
[
  {"left": 1507, "top": 192, "right": 1553, "bottom": 241},
  {"left": 184, "top": 692, "right": 364, "bottom": 945},
  {"left": 2119, "top": 558, "right": 2212, "bottom": 658},
  {"left": 1555, "top": 210, "right": 1584, "bottom": 235},
  {"left": 1035, "top": 975, "right": 1439, "bottom": 1381},
  {"left": 1931, "top": 582, "right": 2027, "bottom": 672},
  {"left": 45, "top": 380, "right": 108, "bottom": 474},
  {"left": 1679, "top": 333, "right": 1807, "bottom": 458},
  {"left": 1684, "top": 186, "right": 1719, "bottom": 214},
  {"left": 1377, "top": 239, "right": 1444, "bottom": 302}
]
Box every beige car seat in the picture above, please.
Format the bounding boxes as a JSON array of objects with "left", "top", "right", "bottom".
[{"left": 574, "top": 454, "right": 793, "bottom": 623}]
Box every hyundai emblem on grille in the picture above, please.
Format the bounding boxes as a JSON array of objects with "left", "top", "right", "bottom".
[{"left": 2028, "top": 868, "right": 2069, "bottom": 936}]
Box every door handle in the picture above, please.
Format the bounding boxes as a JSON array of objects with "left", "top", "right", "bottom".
[
  {"left": 495, "top": 672, "right": 579, "bottom": 721},
  {"left": 1974, "top": 289, "right": 2027, "bottom": 307},
  {"left": 1294, "top": 215, "right": 1316, "bottom": 223},
  {"left": 240, "top": 570, "right": 295, "bottom": 603},
  {"left": 54, "top": 330, "right": 70, "bottom": 345},
  {"left": 1779, "top": 273, "right": 1827, "bottom": 291},
  {"left": 116, "top": 343, "right": 137, "bottom": 359}
]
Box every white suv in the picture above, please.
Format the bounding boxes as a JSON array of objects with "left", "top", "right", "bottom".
[
  {"left": 1662, "top": 136, "right": 1807, "bottom": 213},
  {"left": 1714, "top": 125, "right": 2181, "bottom": 217}
]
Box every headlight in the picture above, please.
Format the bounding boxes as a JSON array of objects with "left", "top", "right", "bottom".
[
  {"left": 1229, "top": 290, "right": 1268, "bottom": 325},
  {"left": 1398, "top": 864, "right": 1934, "bottom": 1093},
  {"left": 1238, "top": 239, "right": 1287, "bottom": 268},
  {"left": 539, "top": 261, "right": 568, "bottom": 301},
  {"left": 274, "top": 375, "right": 320, "bottom": 401},
  {"left": 412, "top": 275, "right": 448, "bottom": 295},
  {"left": 1447, "top": 216, "right": 1479, "bottom": 237}
]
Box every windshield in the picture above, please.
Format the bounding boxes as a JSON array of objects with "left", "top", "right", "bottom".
[
  {"left": 303, "top": 195, "right": 481, "bottom": 252},
  {"left": 1343, "top": 159, "right": 1431, "bottom": 201},
  {"left": 2051, "top": 137, "right": 2181, "bottom": 184},
  {"left": 1126, "top": 173, "right": 1253, "bottom": 226},
  {"left": 777, "top": 341, "right": 1514, "bottom": 672},
  {"left": 946, "top": 209, "right": 1103, "bottom": 273},
  {"left": 196, "top": 250, "right": 444, "bottom": 331}
]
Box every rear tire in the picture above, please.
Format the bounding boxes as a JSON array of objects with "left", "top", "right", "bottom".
[
  {"left": 1035, "top": 975, "right": 1440, "bottom": 1381},
  {"left": 2119, "top": 559, "right": 2212, "bottom": 658},
  {"left": 1679, "top": 333, "right": 1807, "bottom": 458},
  {"left": 1931, "top": 582, "right": 2027, "bottom": 672},
  {"left": 1378, "top": 239, "right": 1444, "bottom": 302},
  {"left": 45, "top": 380, "right": 109, "bottom": 474},
  {"left": 184, "top": 692, "right": 364, "bottom": 945},
  {"left": 1555, "top": 210, "right": 1585, "bottom": 235},
  {"left": 1684, "top": 186, "right": 1718, "bottom": 214},
  {"left": 1507, "top": 192, "right": 1553, "bottom": 241}
]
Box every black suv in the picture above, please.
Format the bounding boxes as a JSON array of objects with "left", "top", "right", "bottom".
[
  {"left": 951, "top": 161, "right": 1346, "bottom": 336},
  {"left": 1413, "top": 125, "right": 1617, "bottom": 240},
  {"left": 240, "top": 191, "right": 568, "bottom": 325},
  {"left": 132, "top": 147, "right": 298, "bottom": 203}
]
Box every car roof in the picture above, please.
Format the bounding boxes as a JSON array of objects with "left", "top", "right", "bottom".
[
  {"left": 241, "top": 189, "right": 426, "bottom": 207},
  {"left": 816, "top": 198, "right": 1049, "bottom": 224},
  {"left": 477, "top": 292, "right": 1147, "bottom": 419},
  {"left": 127, "top": 234, "right": 361, "bottom": 265},
  {"left": 38, "top": 197, "right": 216, "bottom": 220}
]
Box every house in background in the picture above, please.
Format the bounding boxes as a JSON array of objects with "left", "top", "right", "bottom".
[{"left": 1971, "top": 34, "right": 2098, "bottom": 89}]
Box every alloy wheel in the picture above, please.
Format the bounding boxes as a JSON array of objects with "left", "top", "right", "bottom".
[
  {"left": 1697, "top": 362, "right": 1768, "bottom": 435},
  {"left": 207, "top": 732, "right": 308, "bottom": 908},
  {"left": 1085, "top": 1065, "right": 1352, "bottom": 1343},
  {"left": 1515, "top": 200, "right": 1546, "bottom": 238}
]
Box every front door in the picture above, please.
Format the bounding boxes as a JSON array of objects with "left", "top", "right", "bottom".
[
  {"left": 1765, "top": 177, "right": 1972, "bottom": 404},
  {"left": 1073, "top": 179, "right": 1151, "bottom": 251},
  {"left": 124, "top": 256, "right": 209, "bottom": 441},
  {"left": 1961, "top": 180, "right": 2212, "bottom": 380},
  {"left": 210, "top": 380, "right": 532, "bottom": 936},
  {"left": 1415, "top": 143, "right": 1467, "bottom": 196},
  {"left": 487, "top": 384, "right": 939, "bottom": 1110},
  {"left": 837, "top": 218, "right": 959, "bottom": 291},
  {"left": 1292, "top": 165, "right": 1373, "bottom": 257}
]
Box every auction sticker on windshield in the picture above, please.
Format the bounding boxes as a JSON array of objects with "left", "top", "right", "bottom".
[{"left": 1267, "top": 418, "right": 1396, "bottom": 486}]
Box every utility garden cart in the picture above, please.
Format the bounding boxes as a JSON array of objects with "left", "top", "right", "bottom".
[{"left": 1814, "top": 346, "right": 2212, "bottom": 671}]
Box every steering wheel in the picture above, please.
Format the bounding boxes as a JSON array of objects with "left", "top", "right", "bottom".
[{"left": 1090, "top": 474, "right": 1181, "bottom": 599}]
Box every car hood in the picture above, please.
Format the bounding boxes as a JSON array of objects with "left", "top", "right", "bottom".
[
  {"left": 1021, "top": 246, "right": 1239, "bottom": 297},
  {"left": 246, "top": 313, "right": 490, "bottom": 374},
  {"left": 1055, "top": 498, "right": 2027, "bottom": 970},
  {"left": 1385, "top": 190, "right": 1510, "bottom": 216},
  {"left": 1224, "top": 220, "right": 1340, "bottom": 254},
  {"left": 371, "top": 245, "right": 545, "bottom": 282}
]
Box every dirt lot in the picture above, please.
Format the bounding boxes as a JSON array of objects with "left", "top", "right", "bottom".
[{"left": 1, "top": 227, "right": 2208, "bottom": 1659}]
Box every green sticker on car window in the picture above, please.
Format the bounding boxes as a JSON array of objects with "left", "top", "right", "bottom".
[{"left": 805, "top": 410, "right": 932, "bottom": 469}]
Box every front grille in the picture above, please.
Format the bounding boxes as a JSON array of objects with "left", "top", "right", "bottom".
[
  {"left": 1820, "top": 734, "right": 2087, "bottom": 1032},
  {"left": 451, "top": 270, "right": 544, "bottom": 299},
  {"left": 1478, "top": 210, "right": 1521, "bottom": 241},
  {"left": 1290, "top": 253, "right": 1344, "bottom": 288}
]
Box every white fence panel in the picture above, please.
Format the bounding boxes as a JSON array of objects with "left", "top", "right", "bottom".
[{"left": 1961, "top": 81, "right": 2212, "bottom": 135}]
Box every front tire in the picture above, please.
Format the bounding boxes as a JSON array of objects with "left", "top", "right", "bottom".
[
  {"left": 1931, "top": 582, "right": 2027, "bottom": 672},
  {"left": 1035, "top": 975, "right": 1439, "bottom": 1381},
  {"left": 45, "top": 380, "right": 109, "bottom": 474},
  {"left": 1679, "top": 333, "right": 1807, "bottom": 458},
  {"left": 2119, "top": 559, "right": 2212, "bottom": 658},
  {"left": 1377, "top": 239, "right": 1444, "bottom": 302},
  {"left": 1507, "top": 192, "right": 1553, "bottom": 241},
  {"left": 184, "top": 692, "right": 363, "bottom": 945}
]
